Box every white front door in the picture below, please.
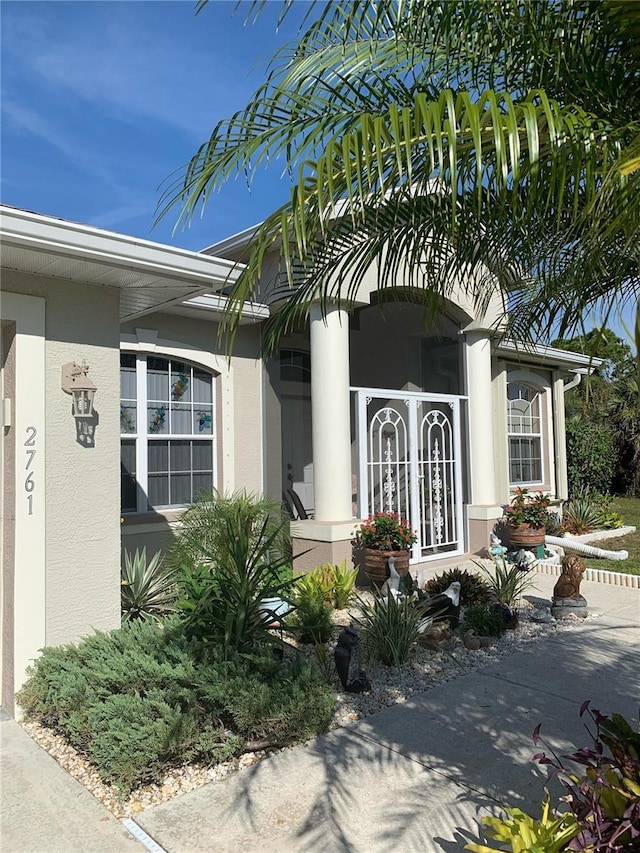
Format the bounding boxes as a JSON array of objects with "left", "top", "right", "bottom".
[{"left": 354, "top": 388, "right": 465, "bottom": 562}]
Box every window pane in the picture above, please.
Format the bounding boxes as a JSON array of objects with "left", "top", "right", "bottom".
[
  {"left": 148, "top": 441, "right": 168, "bottom": 473},
  {"left": 171, "top": 362, "right": 191, "bottom": 402},
  {"left": 148, "top": 473, "right": 169, "bottom": 507},
  {"left": 170, "top": 440, "right": 191, "bottom": 472},
  {"left": 170, "top": 473, "right": 191, "bottom": 506},
  {"left": 170, "top": 403, "right": 191, "bottom": 434},
  {"left": 148, "top": 405, "right": 168, "bottom": 435},
  {"left": 194, "top": 406, "right": 213, "bottom": 434},
  {"left": 120, "top": 366, "right": 136, "bottom": 399},
  {"left": 192, "top": 441, "right": 213, "bottom": 470},
  {"left": 509, "top": 437, "right": 542, "bottom": 483},
  {"left": 121, "top": 440, "right": 136, "bottom": 512},
  {"left": 192, "top": 472, "right": 213, "bottom": 498},
  {"left": 148, "top": 358, "right": 169, "bottom": 402},
  {"left": 193, "top": 369, "right": 212, "bottom": 403},
  {"left": 120, "top": 405, "right": 137, "bottom": 434}
]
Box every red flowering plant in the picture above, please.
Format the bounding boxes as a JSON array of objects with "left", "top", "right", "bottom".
[
  {"left": 354, "top": 512, "right": 417, "bottom": 551},
  {"left": 504, "top": 488, "right": 551, "bottom": 529}
]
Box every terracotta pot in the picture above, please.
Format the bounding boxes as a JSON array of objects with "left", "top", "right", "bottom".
[
  {"left": 363, "top": 548, "right": 410, "bottom": 588},
  {"left": 508, "top": 523, "right": 546, "bottom": 549}
]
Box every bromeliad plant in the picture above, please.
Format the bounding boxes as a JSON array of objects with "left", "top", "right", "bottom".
[
  {"left": 505, "top": 489, "right": 551, "bottom": 529},
  {"left": 354, "top": 512, "right": 417, "bottom": 551}
]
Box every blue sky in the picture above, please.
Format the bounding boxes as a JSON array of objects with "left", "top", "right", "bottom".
[
  {"left": 1, "top": 0, "right": 308, "bottom": 251},
  {"left": 1, "top": 1, "right": 635, "bottom": 350}
]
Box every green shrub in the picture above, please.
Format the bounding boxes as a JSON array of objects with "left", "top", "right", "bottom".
[
  {"left": 566, "top": 420, "right": 615, "bottom": 496},
  {"left": 17, "top": 617, "right": 335, "bottom": 793},
  {"left": 121, "top": 548, "right": 176, "bottom": 623},
  {"left": 473, "top": 558, "right": 534, "bottom": 608},
  {"left": 167, "top": 490, "right": 293, "bottom": 581},
  {"left": 172, "top": 492, "right": 296, "bottom": 655},
  {"left": 289, "top": 575, "right": 335, "bottom": 643},
  {"left": 423, "top": 568, "right": 490, "bottom": 605},
  {"left": 462, "top": 605, "right": 506, "bottom": 638},
  {"left": 295, "top": 559, "right": 358, "bottom": 611},
  {"left": 330, "top": 559, "right": 359, "bottom": 609},
  {"left": 355, "top": 593, "right": 428, "bottom": 667}
]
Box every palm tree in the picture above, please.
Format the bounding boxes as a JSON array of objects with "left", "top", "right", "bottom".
[{"left": 161, "top": 1, "right": 639, "bottom": 358}]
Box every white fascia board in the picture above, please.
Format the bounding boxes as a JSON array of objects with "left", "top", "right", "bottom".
[
  {"left": 497, "top": 339, "right": 604, "bottom": 370},
  {"left": 0, "top": 205, "right": 244, "bottom": 288},
  {"left": 201, "top": 223, "right": 261, "bottom": 259},
  {"left": 183, "top": 293, "right": 270, "bottom": 322}
]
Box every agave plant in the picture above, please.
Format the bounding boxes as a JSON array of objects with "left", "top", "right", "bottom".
[
  {"left": 562, "top": 498, "right": 602, "bottom": 534},
  {"left": 121, "top": 548, "right": 177, "bottom": 622}
]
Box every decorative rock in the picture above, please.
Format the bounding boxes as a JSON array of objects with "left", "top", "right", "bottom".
[
  {"left": 551, "top": 597, "right": 589, "bottom": 619},
  {"left": 463, "top": 630, "right": 482, "bottom": 650},
  {"left": 531, "top": 606, "right": 555, "bottom": 623}
]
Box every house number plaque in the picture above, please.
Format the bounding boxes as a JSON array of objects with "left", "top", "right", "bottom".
[{"left": 24, "top": 426, "right": 37, "bottom": 515}]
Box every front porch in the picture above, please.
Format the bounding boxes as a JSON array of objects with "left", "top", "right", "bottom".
[{"left": 268, "top": 299, "right": 505, "bottom": 573}]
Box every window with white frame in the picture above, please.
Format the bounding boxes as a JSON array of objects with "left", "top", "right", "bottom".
[
  {"left": 120, "top": 353, "right": 216, "bottom": 512},
  {"left": 507, "top": 381, "right": 543, "bottom": 485}
]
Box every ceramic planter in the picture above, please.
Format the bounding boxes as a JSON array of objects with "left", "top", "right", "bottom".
[
  {"left": 363, "top": 548, "right": 410, "bottom": 588},
  {"left": 508, "top": 523, "right": 546, "bottom": 549}
]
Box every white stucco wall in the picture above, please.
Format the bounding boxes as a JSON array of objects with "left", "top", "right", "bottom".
[{"left": 2, "top": 270, "right": 121, "bottom": 688}]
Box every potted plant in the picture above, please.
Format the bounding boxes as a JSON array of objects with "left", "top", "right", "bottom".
[
  {"left": 504, "top": 488, "right": 551, "bottom": 549},
  {"left": 353, "top": 512, "right": 417, "bottom": 588}
]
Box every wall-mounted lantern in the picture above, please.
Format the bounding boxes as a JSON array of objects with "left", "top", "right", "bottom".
[{"left": 61, "top": 361, "right": 97, "bottom": 418}]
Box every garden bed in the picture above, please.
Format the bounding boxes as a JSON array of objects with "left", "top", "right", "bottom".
[{"left": 20, "top": 592, "right": 591, "bottom": 819}]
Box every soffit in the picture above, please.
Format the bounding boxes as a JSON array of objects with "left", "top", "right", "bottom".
[{"left": 0, "top": 206, "right": 243, "bottom": 321}]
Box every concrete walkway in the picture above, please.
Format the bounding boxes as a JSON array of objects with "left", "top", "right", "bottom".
[
  {"left": 1, "top": 708, "right": 141, "bottom": 853},
  {"left": 2, "top": 573, "right": 638, "bottom": 853}
]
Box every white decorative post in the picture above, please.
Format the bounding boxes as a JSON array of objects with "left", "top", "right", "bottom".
[{"left": 310, "top": 303, "right": 353, "bottom": 521}]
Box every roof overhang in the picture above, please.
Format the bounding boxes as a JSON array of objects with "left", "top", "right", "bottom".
[
  {"left": 0, "top": 206, "right": 244, "bottom": 321},
  {"left": 496, "top": 339, "right": 604, "bottom": 372}
]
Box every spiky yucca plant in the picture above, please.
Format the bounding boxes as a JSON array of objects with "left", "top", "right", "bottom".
[{"left": 121, "top": 548, "right": 177, "bottom": 622}]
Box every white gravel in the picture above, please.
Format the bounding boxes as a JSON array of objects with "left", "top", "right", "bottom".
[{"left": 21, "top": 593, "right": 594, "bottom": 819}]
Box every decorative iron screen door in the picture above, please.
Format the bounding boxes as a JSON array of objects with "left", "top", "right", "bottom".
[{"left": 353, "top": 388, "right": 465, "bottom": 562}]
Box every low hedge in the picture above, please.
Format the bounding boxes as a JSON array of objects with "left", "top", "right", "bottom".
[{"left": 17, "top": 617, "right": 335, "bottom": 793}]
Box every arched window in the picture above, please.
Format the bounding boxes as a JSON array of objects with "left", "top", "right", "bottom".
[
  {"left": 507, "top": 381, "right": 543, "bottom": 485},
  {"left": 120, "top": 353, "right": 216, "bottom": 512}
]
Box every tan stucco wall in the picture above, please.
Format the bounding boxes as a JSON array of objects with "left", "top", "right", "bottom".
[
  {"left": 3, "top": 270, "right": 121, "bottom": 676},
  {"left": 1, "top": 320, "right": 16, "bottom": 713}
]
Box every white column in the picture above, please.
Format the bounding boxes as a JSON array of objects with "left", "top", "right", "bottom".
[
  {"left": 552, "top": 371, "right": 568, "bottom": 500},
  {"left": 310, "top": 303, "right": 352, "bottom": 521},
  {"left": 464, "top": 329, "right": 497, "bottom": 505}
]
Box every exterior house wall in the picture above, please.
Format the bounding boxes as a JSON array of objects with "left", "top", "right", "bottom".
[
  {"left": 504, "top": 363, "right": 556, "bottom": 496},
  {"left": 2, "top": 270, "right": 121, "bottom": 703},
  {"left": 1, "top": 320, "right": 16, "bottom": 712},
  {"left": 119, "top": 312, "right": 264, "bottom": 560}
]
